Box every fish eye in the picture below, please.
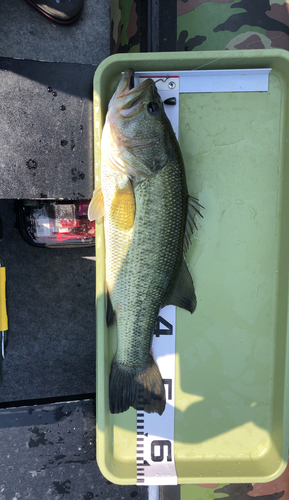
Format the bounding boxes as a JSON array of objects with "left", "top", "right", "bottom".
[{"left": 147, "top": 102, "right": 159, "bottom": 115}]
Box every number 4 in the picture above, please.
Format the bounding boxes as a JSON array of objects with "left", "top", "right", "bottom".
[{"left": 154, "top": 316, "right": 173, "bottom": 337}]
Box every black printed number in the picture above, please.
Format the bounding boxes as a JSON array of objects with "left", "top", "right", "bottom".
[
  {"left": 151, "top": 440, "right": 172, "bottom": 462},
  {"left": 154, "top": 316, "right": 173, "bottom": 337},
  {"left": 163, "top": 379, "right": 172, "bottom": 400}
]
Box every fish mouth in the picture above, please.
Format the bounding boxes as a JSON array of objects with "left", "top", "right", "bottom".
[
  {"left": 128, "top": 69, "right": 134, "bottom": 91},
  {"left": 104, "top": 69, "right": 160, "bottom": 179},
  {"left": 116, "top": 69, "right": 154, "bottom": 117}
]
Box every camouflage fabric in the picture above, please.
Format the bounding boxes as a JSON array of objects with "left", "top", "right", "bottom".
[
  {"left": 177, "top": 0, "right": 289, "bottom": 51},
  {"left": 110, "top": 0, "right": 289, "bottom": 54},
  {"left": 109, "top": 1, "right": 289, "bottom": 498},
  {"left": 110, "top": 0, "right": 140, "bottom": 54}
]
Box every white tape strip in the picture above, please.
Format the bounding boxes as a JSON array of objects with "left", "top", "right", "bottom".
[
  {"left": 137, "top": 306, "right": 177, "bottom": 485},
  {"left": 135, "top": 68, "right": 271, "bottom": 93}
]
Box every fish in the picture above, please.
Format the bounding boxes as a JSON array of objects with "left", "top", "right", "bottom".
[{"left": 88, "top": 69, "right": 202, "bottom": 415}]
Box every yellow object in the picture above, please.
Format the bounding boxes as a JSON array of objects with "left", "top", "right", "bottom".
[
  {"left": 94, "top": 49, "right": 289, "bottom": 485},
  {"left": 0, "top": 267, "right": 8, "bottom": 331},
  {"left": 110, "top": 180, "right": 135, "bottom": 231}
]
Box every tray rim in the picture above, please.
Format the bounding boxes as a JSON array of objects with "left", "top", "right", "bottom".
[{"left": 93, "top": 49, "right": 289, "bottom": 485}]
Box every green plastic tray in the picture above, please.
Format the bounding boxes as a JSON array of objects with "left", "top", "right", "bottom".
[{"left": 93, "top": 49, "right": 289, "bottom": 485}]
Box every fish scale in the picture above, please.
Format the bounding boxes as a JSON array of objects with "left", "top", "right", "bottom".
[{"left": 108, "top": 163, "right": 184, "bottom": 368}]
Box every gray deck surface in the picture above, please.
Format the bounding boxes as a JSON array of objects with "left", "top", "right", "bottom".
[
  {"left": 0, "top": 400, "right": 147, "bottom": 500},
  {"left": 0, "top": 58, "right": 96, "bottom": 199},
  {"left": 0, "top": 199, "right": 96, "bottom": 402},
  {"left": 0, "top": 2, "right": 148, "bottom": 498},
  {"left": 0, "top": 0, "right": 107, "bottom": 405}
]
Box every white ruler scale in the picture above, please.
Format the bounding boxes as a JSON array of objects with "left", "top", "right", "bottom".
[
  {"left": 134, "top": 68, "right": 271, "bottom": 486},
  {"left": 136, "top": 306, "right": 177, "bottom": 485},
  {"left": 135, "top": 73, "right": 179, "bottom": 486}
]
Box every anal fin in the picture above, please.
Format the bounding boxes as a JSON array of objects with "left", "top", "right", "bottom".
[{"left": 164, "top": 260, "right": 197, "bottom": 314}]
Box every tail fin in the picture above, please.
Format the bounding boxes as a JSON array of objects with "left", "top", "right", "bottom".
[{"left": 109, "top": 355, "right": 166, "bottom": 415}]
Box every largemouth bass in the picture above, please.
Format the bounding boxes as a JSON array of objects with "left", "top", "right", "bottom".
[{"left": 89, "top": 69, "right": 202, "bottom": 415}]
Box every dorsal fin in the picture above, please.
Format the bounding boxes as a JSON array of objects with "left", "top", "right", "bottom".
[{"left": 183, "top": 196, "right": 203, "bottom": 254}]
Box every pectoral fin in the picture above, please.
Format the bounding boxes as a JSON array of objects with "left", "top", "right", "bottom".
[
  {"left": 110, "top": 179, "right": 135, "bottom": 231},
  {"left": 88, "top": 186, "right": 105, "bottom": 222},
  {"left": 164, "top": 260, "right": 197, "bottom": 314}
]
